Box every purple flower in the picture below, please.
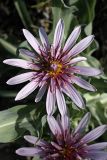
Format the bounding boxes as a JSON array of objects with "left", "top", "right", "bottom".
[
  {"left": 16, "top": 113, "right": 107, "bottom": 160},
  {"left": 3, "top": 19, "right": 102, "bottom": 115}
]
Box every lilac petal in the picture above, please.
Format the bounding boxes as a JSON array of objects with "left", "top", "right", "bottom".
[
  {"left": 74, "top": 113, "right": 91, "bottom": 134},
  {"left": 46, "top": 87, "right": 55, "bottom": 115},
  {"left": 39, "top": 27, "right": 50, "bottom": 50},
  {"left": 15, "top": 80, "right": 38, "bottom": 101},
  {"left": 47, "top": 115, "right": 62, "bottom": 135},
  {"left": 53, "top": 19, "right": 64, "bottom": 50},
  {"left": 50, "top": 78, "right": 56, "bottom": 93},
  {"left": 24, "top": 135, "right": 47, "bottom": 147},
  {"left": 19, "top": 49, "right": 37, "bottom": 59},
  {"left": 63, "top": 83, "right": 85, "bottom": 109},
  {"left": 55, "top": 46, "right": 61, "bottom": 58},
  {"left": 87, "top": 151, "right": 107, "bottom": 160},
  {"left": 16, "top": 147, "right": 41, "bottom": 156},
  {"left": 3, "top": 59, "right": 32, "bottom": 69},
  {"left": 35, "top": 84, "right": 47, "bottom": 102},
  {"left": 61, "top": 115, "right": 70, "bottom": 131},
  {"left": 56, "top": 88, "right": 67, "bottom": 116},
  {"left": 71, "top": 76, "right": 96, "bottom": 91},
  {"left": 66, "top": 35, "right": 94, "bottom": 58},
  {"left": 51, "top": 141, "right": 62, "bottom": 150},
  {"left": 63, "top": 26, "right": 81, "bottom": 53},
  {"left": 7, "top": 72, "right": 35, "bottom": 85},
  {"left": 81, "top": 125, "right": 107, "bottom": 144},
  {"left": 69, "top": 57, "right": 87, "bottom": 64},
  {"left": 23, "top": 29, "right": 41, "bottom": 54},
  {"left": 87, "top": 142, "right": 107, "bottom": 150},
  {"left": 24, "top": 135, "right": 39, "bottom": 144},
  {"left": 72, "top": 66, "right": 102, "bottom": 76}
]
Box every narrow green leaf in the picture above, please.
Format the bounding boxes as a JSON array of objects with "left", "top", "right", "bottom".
[
  {"left": 14, "top": 0, "right": 33, "bottom": 30},
  {"left": 0, "top": 38, "right": 17, "bottom": 55},
  {"left": 0, "top": 90, "right": 17, "bottom": 98}
]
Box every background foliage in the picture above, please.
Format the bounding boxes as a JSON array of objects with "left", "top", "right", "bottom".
[{"left": 0, "top": 0, "right": 107, "bottom": 159}]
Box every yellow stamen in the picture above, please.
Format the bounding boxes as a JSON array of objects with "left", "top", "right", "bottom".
[{"left": 48, "top": 60, "right": 63, "bottom": 77}]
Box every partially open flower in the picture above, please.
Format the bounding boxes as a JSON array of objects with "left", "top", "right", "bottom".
[
  {"left": 3, "top": 19, "right": 102, "bottom": 115},
  {"left": 16, "top": 113, "right": 107, "bottom": 160}
]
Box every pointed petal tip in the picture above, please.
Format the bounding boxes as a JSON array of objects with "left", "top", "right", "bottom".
[
  {"left": 88, "top": 34, "right": 95, "bottom": 40},
  {"left": 92, "top": 87, "right": 97, "bottom": 92},
  {"left": 95, "top": 68, "right": 103, "bottom": 76},
  {"left": 3, "top": 59, "right": 8, "bottom": 64},
  {"left": 76, "top": 101, "right": 85, "bottom": 110},
  {"left": 35, "top": 98, "right": 40, "bottom": 103},
  {"left": 15, "top": 97, "right": 18, "bottom": 101},
  {"left": 75, "top": 25, "right": 81, "bottom": 31},
  {"left": 59, "top": 18, "right": 64, "bottom": 23},
  {"left": 77, "top": 97, "right": 86, "bottom": 109},
  {"left": 15, "top": 95, "right": 23, "bottom": 101},
  {"left": 88, "top": 35, "right": 95, "bottom": 42},
  {"left": 92, "top": 34, "right": 95, "bottom": 38},
  {"left": 35, "top": 99, "right": 38, "bottom": 103},
  {"left": 86, "top": 35, "right": 95, "bottom": 43},
  {"left": 22, "top": 28, "right": 27, "bottom": 33},
  {"left": 86, "top": 112, "right": 91, "bottom": 119},
  {"left": 15, "top": 149, "right": 19, "bottom": 155},
  {"left": 15, "top": 95, "right": 20, "bottom": 101},
  {"left": 80, "top": 103, "right": 85, "bottom": 109},
  {"left": 6, "top": 80, "right": 10, "bottom": 85},
  {"left": 24, "top": 135, "right": 31, "bottom": 140}
]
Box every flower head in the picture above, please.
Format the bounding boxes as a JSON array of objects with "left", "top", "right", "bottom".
[
  {"left": 16, "top": 113, "right": 107, "bottom": 160},
  {"left": 3, "top": 19, "right": 102, "bottom": 115}
]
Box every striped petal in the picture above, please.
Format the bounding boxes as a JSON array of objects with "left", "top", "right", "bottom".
[
  {"left": 3, "top": 59, "right": 32, "bottom": 69},
  {"left": 15, "top": 80, "right": 38, "bottom": 101},
  {"left": 66, "top": 35, "right": 94, "bottom": 59},
  {"left": 39, "top": 27, "right": 50, "bottom": 50},
  {"left": 61, "top": 115, "right": 70, "bottom": 131},
  {"left": 72, "top": 66, "right": 102, "bottom": 76},
  {"left": 63, "top": 26, "right": 81, "bottom": 53},
  {"left": 24, "top": 135, "right": 39, "bottom": 144},
  {"left": 23, "top": 29, "right": 41, "bottom": 54},
  {"left": 46, "top": 87, "right": 55, "bottom": 115},
  {"left": 87, "top": 142, "right": 107, "bottom": 150},
  {"left": 56, "top": 88, "right": 67, "bottom": 116},
  {"left": 81, "top": 125, "right": 107, "bottom": 144},
  {"left": 19, "top": 49, "right": 37, "bottom": 59},
  {"left": 24, "top": 135, "right": 47, "bottom": 147},
  {"left": 53, "top": 19, "right": 64, "bottom": 50},
  {"left": 16, "top": 147, "right": 41, "bottom": 156},
  {"left": 87, "top": 151, "right": 107, "bottom": 160},
  {"left": 74, "top": 113, "right": 91, "bottom": 134},
  {"left": 35, "top": 84, "right": 47, "bottom": 102},
  {"left": 71, "top": 76, "right": 96, "bottom": 91},
  {"left": 69, "top": 57, "right": 87, "bottom": 64},
  {"left": 47, "top": 115, "right": 62, "bottom": 135},
  {"left": 7, "top": 72, "right": 35, "bottom": 85},
  {"left": 63, "top": 83, "right": 85, "bottom": 109}
]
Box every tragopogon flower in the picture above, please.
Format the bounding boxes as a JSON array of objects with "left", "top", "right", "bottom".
[
  {"left": 3, "top": 19, "right": 102, "bottom": 115},
  {"left": 16, "top": 113, "right": 107, "bottom": 160}
]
